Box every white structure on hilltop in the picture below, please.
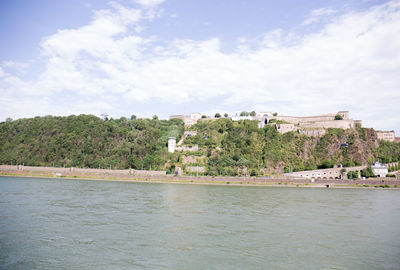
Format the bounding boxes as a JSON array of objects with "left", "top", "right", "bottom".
[
  {"left": 168, "top": 137, "right": 176, "bottom": 153},
  {"left": 371, "top": 161, "right": 388, "bottom": 177}
]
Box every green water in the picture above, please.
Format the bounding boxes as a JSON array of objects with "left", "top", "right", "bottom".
[{"left": 0, "top": 176, "right": 400, "bottom": 269}]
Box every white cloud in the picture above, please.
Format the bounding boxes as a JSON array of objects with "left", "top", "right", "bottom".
[
  {"left": 1, "top": 1, "right": 400, "bottom": 133},
  {"left": 303, "top": 7, "right": 337, "bottom": 25},
  {"left": 0, "top": 66, "right": 4, "bottom": 77},
  {"left": 133, "top": 0, "right": 165, "bottom": 8}
]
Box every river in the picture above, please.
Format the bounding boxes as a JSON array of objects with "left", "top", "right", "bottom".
[{"left": 1, "top": 176, "right": 400, "bottom": 269}]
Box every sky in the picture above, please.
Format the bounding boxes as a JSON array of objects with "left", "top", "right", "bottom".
[{"left": 0, "top": 0, "right": 399, "bottom": 133}]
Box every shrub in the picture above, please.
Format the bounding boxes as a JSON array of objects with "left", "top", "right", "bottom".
[{"left": 347, "top": 170, "right": 359, "bottom": 180}]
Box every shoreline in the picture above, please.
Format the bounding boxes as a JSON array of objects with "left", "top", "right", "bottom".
[{"left": 1, "top": 170, "right": 399, "bottom": 189}]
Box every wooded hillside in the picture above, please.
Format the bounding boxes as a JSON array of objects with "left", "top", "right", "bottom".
[{"left": 1, "top": 115, "right": 399, "bottom": 175}]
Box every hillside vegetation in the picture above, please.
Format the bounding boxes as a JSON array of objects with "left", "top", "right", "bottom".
[
  {"left": 173, "top": 119, "right": 400, "bottom": 175},
  {"left": 0, "top": 115, "right": 183, "bottom": 170},
  {"left": 1, "top": 115, "right": 399, "bottom": 175}
]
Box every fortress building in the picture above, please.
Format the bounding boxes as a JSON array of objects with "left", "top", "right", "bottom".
[
  {"left": 256, "top": 111, "right": 357, "bottom": 136},
  {"left": 376, "top": 130, "right": 396, "bottom": 142},
  {"left": 170, "top": 113, "right": 202, "bottom": 126},
  {"left": 168, "top": 110, "right": 395, "bottom": 140}
]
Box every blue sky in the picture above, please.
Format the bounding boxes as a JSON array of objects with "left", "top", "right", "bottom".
[{"left": 0, "top": 0, "right": 399, "bottom": 133}]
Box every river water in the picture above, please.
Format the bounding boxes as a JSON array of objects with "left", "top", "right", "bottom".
[{"left": 0, "top": 176, "right": 400, "bottom": 270}]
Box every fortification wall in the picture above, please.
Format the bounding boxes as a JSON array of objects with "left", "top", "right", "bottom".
[
  {"left": 299, "top": 129, "right": 326, "bottom": 137},
  {"left": 275, "top": 123, "right": 297, "bottom": 134},
  {"left": 274, "top": 114, "right": 335, "bottom": 124},
  {"left": 300, "top": 119, "right": 354, "bottom": 129}
]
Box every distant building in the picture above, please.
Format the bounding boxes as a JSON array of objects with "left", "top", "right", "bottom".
[
  {"left": 170, "top": 113, "right": 202, "bottom": 126},
  {"left": 371, "top": 161, "right": 388, "bottom": 177},
  {"left": 376, "top": 130, "right": 395, "bottom": 142},
  {"left": 168, "top": 137, "right": 176, "bottom": 153}
]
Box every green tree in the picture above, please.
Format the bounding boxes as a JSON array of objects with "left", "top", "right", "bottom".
[
  {"left": 240, "top": 111, "right": 249, "bottom": 116},
  {"left": 250, "top": 111, "right": 256, "bottom": 116},
  {"left": 361, "top": 166, "right": 375, "bottom": 178},
  {"left": 335, "top": 114, "right": 343, "bottom": 120},
  {"left": 347, "top": 170, "right": 359, "bottom": 179},
  {"left": 215, "top": 113, "right": 221, "bottom": 118},
  {"left": 224, "top": 113, "right": 228, "bottom": 117}
]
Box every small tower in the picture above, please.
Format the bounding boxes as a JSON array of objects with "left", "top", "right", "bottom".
[
  {"left": 337, "top": 111, "right": 349, "bottom": 119},
  {"left": 168, "top": 137, "right": 176, "bottom": 153}
]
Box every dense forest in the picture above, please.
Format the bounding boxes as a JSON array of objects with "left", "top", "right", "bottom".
[
  {"left": 0, "top": 115, "right": 184, "bottom": 170},
  {"left": 1, "top": 115, "right": 399, "bottom": 175}
]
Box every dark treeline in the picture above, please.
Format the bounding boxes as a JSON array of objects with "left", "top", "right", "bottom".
[{"left": 0, "top": 115, "right": 184, "bottom": 170}]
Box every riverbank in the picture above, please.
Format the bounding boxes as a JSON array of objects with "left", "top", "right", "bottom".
[{"left": 1, "top": 165, "right": 399, "bottom": 189}]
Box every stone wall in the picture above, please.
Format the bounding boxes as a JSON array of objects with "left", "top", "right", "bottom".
[
  {"left": 299, "top": 129, "right": 326, "bottom": 137},
  {"left": 275, "top": 123, "right": 297, "bottom": 134},
  {"left": 273, "top": 114, "right": 336, "bottom": 124},
  {"left": 0, "top": 165, "right": 166, "bottom": 176},
  {"left": 176, "top": 145, "right": 199, "bottom": 152},
  {"left": 284, "top": 165, "right": 367, "bottom": 180},
  {"left": 185, "top": 166, "right": 206, "bottom": 173},
  {"left": 182, "top": 155, "right": 205, "bottom": 164},
  {"left": 300, "top": 119, "right": 355, "bottom": 129}
]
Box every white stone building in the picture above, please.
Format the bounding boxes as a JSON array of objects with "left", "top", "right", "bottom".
[
  {"left": 168, "top": 137, "right": 176, "bottom": 153},
  {"left": 371, "top": 161, "right": 388, "bottom": 177},
  {"left": 376, "top": 130, "right": 396, "bottom": 142}
]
